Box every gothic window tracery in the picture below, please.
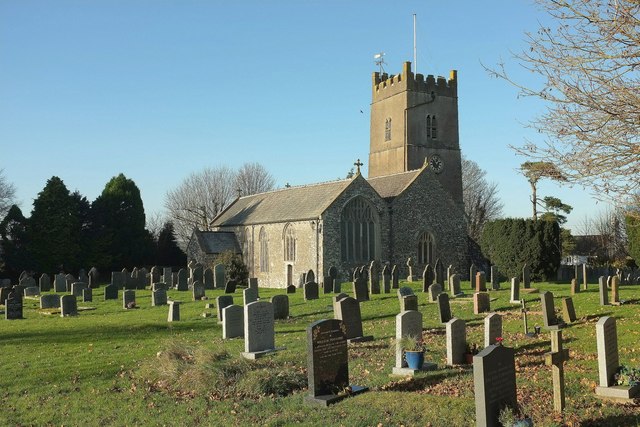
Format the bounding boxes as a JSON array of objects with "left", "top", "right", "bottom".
[
  {"left": 283, "top": 224, "right": 296, "bottom": 262},
  {"left": 340, "top": 197, "right": 379, "bottom": 262},
  {"left": 384, "top": 118, "right": 392, "bottom": 141},
  {"left": 418, "top": 231, "right": 435, "bottom": 265}
]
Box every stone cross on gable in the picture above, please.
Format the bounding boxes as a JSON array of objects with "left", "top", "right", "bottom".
[
  {"left": 544, "top": 329, "right": 570, "bottom": 412},
  {"left": 354, "top": 159, "right": 364, "bottom": 174}
]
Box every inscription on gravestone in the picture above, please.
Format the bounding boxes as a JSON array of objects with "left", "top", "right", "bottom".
[{"left": 473, "top": 345, "right": 518, "bottom": 427}]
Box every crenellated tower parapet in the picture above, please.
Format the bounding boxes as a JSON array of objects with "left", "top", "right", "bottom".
[{"left": 372, "top": 62, "right": 457, "bottom": 102}]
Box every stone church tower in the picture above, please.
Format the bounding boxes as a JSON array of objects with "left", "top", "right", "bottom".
[{"left": 368, "top": 62, "right": 463, "bottom": 208}]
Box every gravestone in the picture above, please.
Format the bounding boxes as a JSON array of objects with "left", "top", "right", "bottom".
[
  {"left": 150, "top": 266, "right": 160, "bottom": 286},
  {"left": 306, "top": 269, "right": 315, "bottom": 284},
  {"left": 0, "top": 287, "right": 9, "bottom": 303},
  {"left": 54, "top": 274, "right": 66, "bottom": 293},
  {"left": 332, "top": 293, "right": 349, "bottom": 314},
  {"left": 570, "top": 278, "right": 579, "bottom": 295},
  {"left": 130, "top": 267, "right": 140, "bottom": 289},
  {"left": 64, "top": 274, "right": 75, "bottom": 291},
  {"left": 368, "top": 261, "right": 380, "bottom": 295},
  {"left": 406, "top": 257, "right": 414, "bottom": 282},
  {"left": 71, "top": 282, "right": 88, "bottom": 297},
  {"left": 152, "top": 288, "right": 167, "bottom": 306},
  {"left": 484, "top": 313, "right": 502, "bottom": 348},
  {"left": 422, "top": 264, "right": 434, "bottom": 292},
  {"left": 243, "top": 287, "right": 258, "bottom": 305},
  {"left": 214, "top": 264, "right": 225, "bottom": 289},
  {"left": 522, "top": 263, "right": 531, "bottom": 289},
  {"left": 305, "top": 319, "right": 368, "bottom": 406},
  {"left": 167, "top": 301, "right": 180, "bottom": 321},
  {"left": 24, "top": 287, "right": 39, "bottom": 297},
  {"left": 473, "top": 345, "right": 518, "bottom": 427},
  {"left": 111, "top": 272, "right": 125, "bottom": 289},
  {"left": 541, "top": 291, "right": 560, "bottom": 329},
  {"left": 475, "top": 271, "right": 486, "bottom": 292},
  {"left": 192, "top": 281, "right": 205, "bottom": 301},
  {"left": 427, "top": 283, "right": 441, "bottom": 303},
  {"left": 469, "top": 263, "right": 477, "bottom": 289},
  {"left": 606, "top": 275, "right": 612, "bottom": 289},
  {"left": 510, "top": 277, "right": 520, "bottom": 304},
  {"left": 450, "top": 273, "right": 462, "bottom": 296},
  {"left": 446, "top": 317, "right": 466, "bottom": 366},
  {"left": 323, "top": 275, "right": 333, "bottom": 294},
  {"left": 582, "top": 263, "right": 588, "bottom": 290},
  {"left": 60, "top": 295, "right": 78, "bottom": 317},
  {"left": 611, "top": 275, "right": 620, "bottom": 305},
  {"left": 595, "top": 316, "right": 640, "bottom": 400},
  {"left": 224, "top": 280, "right": 237, "bottom": 294},
  {"left": 137, "top": 267, "right": 148, "bottom": 289},
  {"left": 40, "top": 294, "right": 60, "bottom": 309},
  {"left": 598, "top": 276, "right": 609, "bottom": 306},
  {"left": 304, "top": 281, "right": 319, "bottom": 301},
  {"left": 437, "top": 293, "right": 452, "bottom": 324},
  {"left": 397, "top": 286, "right": 414, "bottom": 299},
  {"left": 400, "top": 295, "right": 418, "bottom": 312},
  {"left": 13, "top": 285, "right": 25, "bottom": 300},
  {"left": 490, "top": 266, "right": 499, "bottom": 290},
  {"left": 177, "top": 269, "right": 188, "bottom": 291},
  {"left": 334, "top": 297, "right": 373, "bottom": 343},
  {"left": 248, "top": 277, "right": 258, "bottom": 290},
  {"left": 162, "top": 267, "right": 172, "bottom": 287},
  {"left": 562, "top": 297, "right": 577, "bottom": 323},
  {"left": 391, "top": 264, "right": 399, "bottom": 289},
  {"left": 19, "top": 276, "right": 36, "bottom": 290},
  {"left": 88, "top": 267, "right": 99, "bottom": 288},
  {"left": 447, "top": 265, "right": 454, "bottom": 285},
  {"left": 271, "top": 295, "right": 289, "bottom": 319},
  {"left": 544, "top": 329, "right": 571, "bottom": 412},
  {"left": 122, "top": 290, "right": 136, "bottom": 309},
  {"left": 286, "top": 284, "right": 296, "bottom": 294},
  {"left": 434, "top": 258, "right": 444, "bottom": 286},
  {"left": 152, "top": 282, "right": 169, "bottom": 291},
  {"left": 82, "top": 288, "right": 92, "bottom": 302},
  {"left": 382, "top": 264, "right": 391, "bottom": 293},
  {"left": 104, "top": 284, "right": 118, "bottom": 300},
  {"left": 392, "top": 310, "right": 435, "bottom": 375},
  {"left": 5, "top": 295, "right": 23, "bottom": 319},
  {"left": 222, "top": 305, "right": 244, "bottom": 339},
  {"left": 473, "top": 292, "right": 490, "bottom": 314},
  {"left": 39, "top": 274, "right": 51, "bottom": 292},
  {"left": 242, "top": 301, "right": 279, "bottom": 359},
  {"left": 352, "top": 277, "right": 369, "bottom": 302},
  {"left": 216, "top": 295, "right": 234, "bottom": 323},
  {"left": 203, "top": 268, "right": 214, "bottom": 290}
]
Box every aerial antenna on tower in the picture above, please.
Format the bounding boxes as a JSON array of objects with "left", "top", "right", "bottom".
[{"left": 374, "top": 52, "right": 386, "bottom": 74}]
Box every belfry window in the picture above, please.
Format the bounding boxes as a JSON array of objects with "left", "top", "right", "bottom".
[
  {"left": 384, "top": 118, "right": 392, "bottom": 141},
  {"left": 427, "top": 115, "right": 437, "bottom": 139},
  {"left": 340, "top": 197, "right": 379, "bottom": 262}
]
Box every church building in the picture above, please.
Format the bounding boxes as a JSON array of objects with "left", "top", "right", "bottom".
[{"left": 196, "top": 62, "right": 468, "bottom": 288}]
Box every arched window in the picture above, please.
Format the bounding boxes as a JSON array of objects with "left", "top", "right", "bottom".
[
  {"left": 426, "top": 115, "right": 431, "bottom": 138},
  {"left": 283, "top": 224, "right": 296, "bottom": 262},
  {"left": 340, "top": 197, "right": 379, "bottom": 262},
  {"left": 426, "top": 115, "right": 437, "bottom": 140},
  {"left": 259, "top": 227, "right": 269, "bottom": 272},
  {"left": 418, "top": 231, "right": 435, "bottom": 265},
  {"left": 384, "top": 118, "right": 392, "bottom": 141},
  {"left": 243, "top": 227, "right": 251, "bottom": 264}
]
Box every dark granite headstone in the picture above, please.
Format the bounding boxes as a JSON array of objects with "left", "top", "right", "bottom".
[
  {"left": 104, "top": 284, "right": 118, "bottom": 300},
  {"left": 40, "top": 294, "right": 60, "bottom": 309},
  {"left": 333, "top": 297, "right": 373, "bottom": 343},
  {"left": 216, "top": 295, "right": 234, "bottom": 323},
  {"left": 352, "top": 277, "right": 369, "bottom": 302},
  {"left": 540, "top": 291, "right": 560, "bottom": 329},
  {"left": 473, "top": 345, "right": 517, "bottom": 427},
  {"left": 5, "top": 295, "right": 23, "bottom": 319},
  {"left": 60, "top": 295, "right": 78, "bottom": 317},
  {"left": 304, "top": 281, "right": 319, "bottom": 301},
  {"left": 437, "top": 292, "right": 452, "bottom": 323},
  {"left": 122, "top": 290, "right": 136, "bottom": 309},
  {"left": 224, "top": 280, "right": 237, "bottom": 294},
  {"left": 271, "top": 294, "right": 289, "bottom": 320},
  {"left": 286, "top": 284, "right": 296, "bottom": 294},
  {"left": 82, "top": 288, "right": 92, "bottom": 302}
]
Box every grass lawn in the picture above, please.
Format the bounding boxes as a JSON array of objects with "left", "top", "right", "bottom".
[{"left": 1, "top": 279, "right": 639, "bottom": 426}]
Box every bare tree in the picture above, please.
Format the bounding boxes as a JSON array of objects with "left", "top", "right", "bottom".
[
  {"left": 486, "top": 0, "right": 640, "bottom": 210},
  {"left": 146, "top": 211, "right": 166, "bottom": 240},
  {"left": 0, "top": 169, "right": 17, "bottom": 220},
  {"left": 165, "top": 163, "right": 275, "bottom": 247},
  {"left": 462, "top": 156, "right": 503, "bottom": 241},
  {"left": 577, "top": 208, "right": 627, "bottom": 263}
]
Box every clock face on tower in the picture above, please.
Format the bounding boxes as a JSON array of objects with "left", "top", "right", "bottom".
[{"left": 429, "top": 155, "right": 444, "bottom": 174}]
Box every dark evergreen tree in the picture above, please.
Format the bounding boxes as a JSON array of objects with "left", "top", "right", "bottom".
[
  {"left": 0, "top": 204, "right": 32, "bottom": 278},
  {"left": 155, "top": 221, "right": 186, "bottom": 267}
]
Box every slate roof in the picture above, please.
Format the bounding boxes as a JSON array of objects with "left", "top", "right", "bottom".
[
  {"left": 367, "top": 169, "right": 421, "bottom": 199},
  {"left": 211, "top": 178, "right": 354, "bottom": 226},
  {"left": 194, "top": 230, "right": 241, "bottom": 254}
]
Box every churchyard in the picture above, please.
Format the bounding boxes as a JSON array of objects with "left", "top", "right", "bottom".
[{"left": 1, "top": 268, "right": 640, "bottom": 426}]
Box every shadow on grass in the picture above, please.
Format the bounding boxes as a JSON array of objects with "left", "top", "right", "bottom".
[
  {"left": 581, "top": 413, "right": 640, "bottom": 427},
  {"left": 379, "top": 369, "right": 467, "bottom": 392}
]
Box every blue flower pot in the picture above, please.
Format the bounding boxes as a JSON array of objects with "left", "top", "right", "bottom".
[{"left": 405, "top": 351, "right": 425, "bottom": 370}]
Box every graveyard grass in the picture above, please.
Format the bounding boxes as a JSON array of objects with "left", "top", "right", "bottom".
[{"left": 2, "top": 281, "right": 640, "bottom": 426}]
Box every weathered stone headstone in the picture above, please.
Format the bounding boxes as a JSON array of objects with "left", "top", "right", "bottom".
[
  {"left": 406, "top": 257, "right": 414, "bottom": 282},
  {"left": 70, "top": 282, "right": 88, "bottom": 297},
  {"left": 286, "top": 284, "right": 296, "bottom": 294},
  {"left": 368, "top": 261, "right": 380, "bottom": 295},
  {"left": 397, "top": 286, "right": 414, "bottom": 299},
  {"left": 137, "top": 267, "right": 148, "bottom": 289},
  {"left": 242, "top": 301, "right": 279, "bottom": 359},
  {"left": 24, "top": 286, "right": 39, "bottom": 297},
  {"left": 562, "top": 297, "right": 577, "bottom": 323},
  {"left": 224, "top": 280, "right": 237, "bottom": 294},
  {"left": 598, "top": 276, "right": 609, "bottom": 306},
  {"left": 400, "top": 295, "right": 418, "bottom": 312},
  {"left": 352, "top": 277, "right": 369, "bottom": 302},
  {"left": 582, "top": 263, "right": 588, "bottom": 290},
  {"left": 243, "top": 287, "right": 258, "bottom": 305},
  {"left": 437, "top": 292, "right": 452, "bottom": 324},
  {"left": 167, "top": 301, "right": 180, "bottom": 321},
  {"left": 305, "top": 319, "right": 368, "bottom": 406},
  {"left": 162, "top": 267, "right": 172, "bottom": 287},
  {"left": 322, "top": 275, "right": 333, "bottom": 294},
  {"left": 88, "top": 267, "right": 99, "bottom": 288},
  {"left": 176, "top": 268, "right": 188, "bottom": 291},
  {"left": 545, "top": 329, "right": 571, "bottom": 412},
  {"left": 213, "top": 264, "right": 225, "bottom": 289},
  {"left": 40, "top": 294, "right": 60, "bottom": 309},
  {"left": 434, "top": 258, "right": 444, "bottom": 286},
  {"left": 192, "top": 281, "right": 205, "bottom": 301},
  {"left": 271, "top": 295, "right": 289, "bottom": 319},
  {"left": 490, "top": 266, "right": 499, "bottom": 290},
  {"left": 391, "top": 264, "right": 399, "bottom": 289},
  {"left": 475, "top": 271, "right": 486, "bottom": 292},
  {"left": 447, "top": 265, "right": 454, "bottom": 285},
  {"left": 570, "top": 278, "right": 579, "bottom": 295},
  {"left": 111, "top": 271, "right": 125, "bottom": 289},
  {"left": 222, "top": 305, "right": 244, "bottom": 339},
  {"left": 422, "top": 264, "right": 434, "bottom": 292},
  {"left": 541, "top": 291, "right": 560, "bottom": 329},
  {"left": 522, "top": 263, "right": 531, "bottom": 289},
  {"left": 152, "top": 282, "right": 169, "bottom": 291},
  {"left": 216, "top": 295, "right": 234, "bottom": 323},
  {"left": 304, "top": 281, "right": 319, "bottom": 301},
  {"left": 446, "top": 317, "right": 466, "bottom": 366},
  {"left": 64, "top": 274, "right": 75, "bottom": 291},
  {"left": 203, "top": 268, "right": 214, "bottom": 290},
  {"left": 122, "top": 290, "right": 136, "bottom": 309},
  {"left": 484, "top": 313, "right": 502, "bottom": 348},
  {"left": 104, "top": 284, "right": 118, "bottom": 300},
  {"left": 427, "top": 283, "right": 442, "bottom": 303},
  {"left": 611, "top": 275, "right": 620, "bottom": 304},
  {"left": 152, "top": 288, "right": 167, "bottom": 306},
  {"left": 450, "top": 273, "right": 462, "bottom": 296},
  {"left": 473, "top": 292, "right": 490, "bottom": 314},
  {"left": 473, "top": 345, "right": 518, "bottom": 427},
  {"left": 54, "top": 274, "right": 66, "bottom": 293},
  {"left": 392, "top": 310, "right": 435, "bottom": 375},
  {"left": 39, "top": 273, "right": 51, "bottom": 292},
  {"left": 82, "top": 288, "right": 92, "bottom": 302},
  {"left": 334, "top": 297, "right": 373, "bottom": 343},
  {"left": 382, "top": 264, "right": 391, "bottom": 293},
  {"left": 306, "top": 269, "right": 315, "bottom": 284},
  {"left": 469, "top": 263, "right": 477, "bottom": 289},
  {"left": 510, "top": 277, "right": 520, "bottom": 304},
  {"left": 60, "top": 295, "right": 78, "bottom": 317},
  {"left": 332, "top": 293, "right": 349, "bottom": 314},
  {"left": 150, "top": 266, "right": 160, "bottom": 286},
  {"left": 606, "top": 275, "right": 612, "bottom": 289},
  {"left": 5, "top": 294, "right": 23, "bottom": 319}
]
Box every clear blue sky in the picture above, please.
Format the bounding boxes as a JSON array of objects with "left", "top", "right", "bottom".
[{"left": 0, "top": 0, "right": 610, "bottom": 233}]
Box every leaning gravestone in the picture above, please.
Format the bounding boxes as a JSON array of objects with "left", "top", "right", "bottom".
[
  {"left": 40, "top": 294, "right": 60, "bottom": 309},
  {"left": 39, "top": 273, "right": 51, "bottom": 292},
  {"left": 437, "top": 293, "right": 452, "bottom": 324},
  {"left": 150, "top": 266, "right": 160, "bottom": 285},
  {"left": 177, "top": 269, "right": 188, "bottom": 291},
  {"left": 167, "top": 301, "right": 180, "bottom": 322},
  {"left": 473, "top": 292, "right": 490, "bottom": 315},
  {"left": 216, "top": 295, "right": 234, "bottom": 323},
  {"left": 243, "top": 287, "right": 258, "bottom": 305},
  {"left": 214, "top": 264, "right": 225, "bottom": 289},
  {"left": 104, "top": 284, "right": 118, "bottom": 300},
  {"left": 446, "top": 318, "right": 466, "bottom": 366},
  {"left": 5, "top": 294, "right": 23, "bottom": 319},
  {"left": 152, "top": 289, "right": 167, "bottom": 306},
  {"left": 334, "top": 297, "right": 373, "bottom": 343},
  {"left": 242, "top": 301, "right": 280, "bottom": 359},
  {"left": 427, "top": 283, "right": 442, "bottom": 303},
  {"left": 484, "top": 313, "right": 502, "bottom": 348},
  {"left": 122, "top": 290, "right": 136, "bottom": 309},
  {"left": 82, "top": 288, "right": 92, "bottom": 303},
  {"left": 422, "top": 264, "right": 434, "bottom": 292},
  {"left": 192, "top": 281, "right": 205, "bottom": 301},
  {"left": 224, "top": 280, "right": 237, "bottom": 294},
  {"left": 303, "top": 281, "right": 319, "bottom": 301},
  {"left": 305, "top": 319, "right": 368, "bottom": 406},
  {"left": 562, "top": 297, "right": 577, "bottom": 323},
  {"left": 541, "top": 291, "right": 561, "bottom": 330},
  {"left": 595, "top": 316, "right": 640, "bottom": 400},
  {"left": 352, "top": 277, "right": 369, "bottom": 302},
  {"left": 60, "top": 295, "right": 78, "bottom": 317},
  {"left": 203, "top": 268, "right": 214, "bottom": 290},
  {"left": 392, "top": 310, "right": 435, "bottom": 375},
  {"left": 222, "top": 305, "right": 244, "bottom": 339},
  {"left": 271, "top": 295, "right": 289, "bottom": 319},
  {"left": 473, "top": 344, "right": 518, "bottom": 427},
  {"left": 599, "top": 276, "right": 609, "bottom": 306}
]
